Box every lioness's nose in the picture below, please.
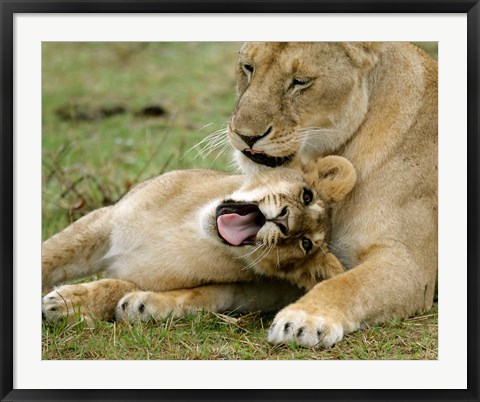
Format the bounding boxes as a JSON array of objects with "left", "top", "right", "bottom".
[
  {"left": 270, "top": 206, "right": 289, "bottom": 235},
  {"left": 235, "top": 126, "right": 272, "bottom": 148}
]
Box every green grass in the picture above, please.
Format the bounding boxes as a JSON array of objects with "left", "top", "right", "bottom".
[
  {"left": 414, "top": 42, "right": 438, "bottom": 59},
  {"left": 43, "top": 306, "right": 438, "bottom": 360},
  {"left": 42, "top": 42, "right": 239, "bottom": 239},
  {"left": 42, "top": 42, "right": 438, "bottom": 360}
]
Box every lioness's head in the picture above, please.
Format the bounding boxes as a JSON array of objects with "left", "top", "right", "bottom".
[
  {"left": 228, "top": 42, "right": 384, "bottom": 172},
  {"left": 203, "top": 156, "right": 356, "bottom": 289}
]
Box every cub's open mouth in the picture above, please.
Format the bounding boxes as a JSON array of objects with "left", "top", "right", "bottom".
[
  {"left": 241, "top": 149, "right": 294, "bottom": 168},
  {"left": 216, "top": 202, "right": 266, "bottom": 246}
]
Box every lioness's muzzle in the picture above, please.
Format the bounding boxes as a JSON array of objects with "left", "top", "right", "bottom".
[{"left": 241, "top": 150, "right": 294, "bottom": 168}]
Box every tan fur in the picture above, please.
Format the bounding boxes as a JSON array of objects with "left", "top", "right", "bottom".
[
  {"left": 42, "top": 157, "right": 355, "bottom": 325},
  {"left": 228, "top": 42, "right": 437, "bottom": 348}
]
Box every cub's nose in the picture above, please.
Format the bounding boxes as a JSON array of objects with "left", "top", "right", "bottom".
[
  {"left": 269, "top": 206, "right": 289, "bottom": 235},
  {"left": 235, "top": 126, "right": 272, "bottom": 148}
]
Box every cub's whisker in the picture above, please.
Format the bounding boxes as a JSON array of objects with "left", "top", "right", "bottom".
[
  {"left": 236, "top": 242, "right": 263, "bottom": 260},
  {"left": 243, "top": 243, "right": 273, "bottom": 271}
]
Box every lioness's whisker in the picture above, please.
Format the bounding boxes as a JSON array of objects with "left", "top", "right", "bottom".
[
  {"left": 196, "top": 122, "right": 216, "bottom": 132},
  {"left": 297, "top": 126, "right": 338, "bottom": 133},
  {"left": 293, "top": 140, "right": 319, "bottom": 152},
  {"left": 196, "top": 140, "right": 228, "bottom": 160},
  {"left": 193, "top": 136, "right": 229, "bottom": 160},
  {"left": 196, "top": 131, "right": 228, "bottom": 151},
  {"left": 199, "top": 130, "right": 228, "bottom": 149},
  {"left": 182, "top": 127, "right": 229, "bottom": 159},
  {"left": 208, "top": 142, "right": 233, "bottom": 167},
  {"left": 294, "top": 131, "right": 338, "bottom": 141}
]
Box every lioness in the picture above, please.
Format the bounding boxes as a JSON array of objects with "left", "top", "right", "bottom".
[
  {"left": 42, "top": 156, "right": 356, "bottom": 326},
  {"left": 226, "top": 42, "right": 437, "bottom": 347}
]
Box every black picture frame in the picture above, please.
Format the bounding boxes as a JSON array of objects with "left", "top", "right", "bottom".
[{"left": 1, "top": 1, "right": 479, "bottom": 401}]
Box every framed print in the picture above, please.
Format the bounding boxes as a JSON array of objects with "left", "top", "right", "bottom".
[{"left": 1, "top": 1, "right": 479, "bottom": 401}]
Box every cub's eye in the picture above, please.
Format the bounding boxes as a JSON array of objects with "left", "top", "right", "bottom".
[
  {"left": 291, "top": 77, "right": 313, "bottom": 89},
  {"left": 242, "top": 63, "right": 254, "bottom": 76},
  {"left": 302, "top": 188, "right": 313, "bottom": 205},
  {"left": 300, "top": 238, "right": 313, "bottom": 254}
]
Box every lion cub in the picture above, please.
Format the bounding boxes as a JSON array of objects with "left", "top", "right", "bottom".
[{"left": 42, "top": 156, "right": 356, "bottom": 325}]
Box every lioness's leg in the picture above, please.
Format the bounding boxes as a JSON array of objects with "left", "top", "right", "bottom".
[
  {"left": 116, "top": 280, "right": 304, "bottom": 322},
  {"left": 268, "top": 248, "right": 434, "bottom": 348},
  {"left": 42, "top": 207, "right": 113, "bottom": 292},
  {"left": 42, "top": 278, "right": 139, "bottom": 325}
]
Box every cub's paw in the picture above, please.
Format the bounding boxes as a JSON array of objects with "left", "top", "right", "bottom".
[
  {"left": 115, "top": 291, "right": 180, "bottom": 322},
  {"left": 267, "top": 308, "right": 343, "bottom": 348},
  {"left": 42, "top": 285, "right": 92, "bottom": 326},
  {"left": 116, "top": 292, "right": 152, "bottom": 322}
]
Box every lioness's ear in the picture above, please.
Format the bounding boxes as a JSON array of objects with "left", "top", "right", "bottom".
[
  {"left": 304, "top": 156, "right": 357, "bottom": 203},
  {"left": 342, "top": 42, "right": 386, "bottom": 69}
]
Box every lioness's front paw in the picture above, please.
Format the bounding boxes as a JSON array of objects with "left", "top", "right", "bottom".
[{"left": 268, "top": 308, "right": 343, "bottom": 348}]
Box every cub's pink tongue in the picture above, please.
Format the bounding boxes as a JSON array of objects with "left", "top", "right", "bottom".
[{"left": 217, "top": 212, "right": 260, "bottom": 246}]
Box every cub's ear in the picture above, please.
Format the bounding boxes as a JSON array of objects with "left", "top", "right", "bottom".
[
  {"left": 342, "top": 42, "right": 386, "bottom": 69},
  {"left": 303, "top": 156, "right": 357, "bottom": 203}
]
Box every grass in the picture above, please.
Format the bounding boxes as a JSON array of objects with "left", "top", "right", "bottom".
[
  {"left": 42, "top": 306, "right": 438, "bottom": 360},
  {"left": 42, "top": 42, "right": 438, "bottom": 360},
  {"left": 42, "top": 42, "right": 239, "bottom": 239}
]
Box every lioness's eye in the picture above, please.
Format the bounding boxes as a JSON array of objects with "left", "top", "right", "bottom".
[
  {"left": 291, "top": 77, "right": 313, "bottom": 89},
  {"left": 242, "top": 63, "right": 254, "bottom": 76},
  {"left": 301, "top": 238, "right": 313, "bottom": 254},
  {"left": 302, "top": 188, "right": 313, "bottom": 205}
]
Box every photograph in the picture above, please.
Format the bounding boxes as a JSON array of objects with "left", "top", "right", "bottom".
[
  {"left": 2, "top": 5, "right": 478, "bottom": 401},
  {"left": 41, "top": 41, "right": 439, "bottom": 360}
]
